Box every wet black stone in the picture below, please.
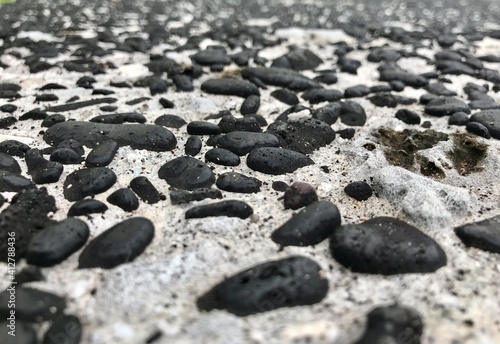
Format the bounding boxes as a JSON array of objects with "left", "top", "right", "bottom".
[
  {"left": 395, "top": 109, "right": 421, "bottom": 125},
  {"left": 466, "top": 122, "right": 491, "bottom": 139},
  {"left": 311, "top": 106, "right": 339, "bottom": 125},
  {"left": 43, "top": 314, "right": 82, "bottom": 344},
  {"left": 355, "top": 304, "right": 424, "bottom": 344},
  {"left": 185, "top": 136, "right": 202, "bottom": 156},
  {"left": 379, "top": 70, "right": 429, "bottom": 88},
  {"left": 68, "top": 199, "right": 108, "bottom": 216},
  {"left": 187, "top": 121, "right": 221, "bottom": 135},
  {"left": 0, "top": 321, "right": 36, "bottom": 344},
  {"left": 419, "top": 93, "right": 439, "bottom": 105},
  {"left": 0, "top": 116, "right": 17, "bottom": 129},
  {"left": 344, "top": 181, "right": 373, "bottom": 201},
  {"left": 247, "top": 147, "right": 314, "bottom": 175},
  {"left": 100, "top": 105, "right": 117, "bottom": 112},
  {"left": 314, "top": 73, "right": 338, "bottom": 85},
  {"left": 218, "top": 115, "right": 262, "bottom": 133},
  {"left": 216, "top": 172, "right": 261, "bottom": 193},
  {"left": 201, "top": 78, "right": 260, "bottom": 98},
  {"left": 50, "top": 148, "right": 84, "bottom": 164},
  {"left": 330, "top": 217, "right": 447, "bottom": 274},
  {"left": 454, "top": 215, "right": 500, "bottom": 253},
  {"left": 0, "top": 104, "right": 17, "bottom": 113},
  {"left": 86, "top": 140, "right": 118, "bottom": 167},
  {"left": 44, "top": 122, "right": 177, "bottom": 152},
  {"left": 40, "top": 83, "right": 67, "bottom": 91},
  {"left": 185, "top": 200, "right": 253, "bottom": 219},
  {"left": 344, "top": 85, "right": 371, "bottom": 98},
  {"left": 337, "top": 101, "right": 367, "bottom": 126},
  {"left": 270, "top": 88, "right": 299, "bottom": 105},
  {"left": 42, "top": 113, "right": 66, "bottom": 127},
  {"left": 78, "top": 217, "right": 154, "bottom": 269},
  {"left": 172, "top": 74, "right": 194, "bottom": 92},
  {"left": 272, "top": 48, "right": 323, "bottom": 71},
  {"left": 266, "top": 118, "right": 335, "bottom": 154},
  {"left": 211, "top": 131, "right": 280, "bottom": 156},
  {"left": 368, "top": 93, "right": 398, "bottom": 107},
  {"left": 302, "top": 88, "right": 342, "bottom": 104},
  {"left": 107, "top": 188, "right": 139, "bottom": 212},
  {"left": 64, "top": 167, "right": 117, "bottom": 201},
  {"left": 191, "top": 49, "right": 232, "bottom": 66},
  {"left": 130, "top": 176, "right": 163, "bottom": 204},
  {"left": 283, "top": 182, "right": 318, "bottom": 210},
  {"left": 90, "top": 112, "right": 146, "bottom": 124},
  {"left": 15, "top": 266, "right": 44, "bottom": 285},
  {"left": 57, "top": 139, "right": 85, "bottom": 156},
  {"left": 159, "top": 98, "right": 175, "bottom": 109},
  {"left": 448, "top": 112, "right": 469, "bottom": 126},
  {"left": 26, "top": 218, "right": 89, "bottom": 267},
  {"left": 389, "top": 80, "right": 405, "bottom": 92},
  {"left": 170, "top": 188, "right": 222, "bottom": 205},
  {"left": 197, "top": 255, "right": 328, "bottom": 316},
  {"left": 0, "top": 287, "right": 65, "bottom": 322},
  {"left": 0, "top": 152, "right": 21, "bottom": 174},
  {"left": 240, "top": 95, "right": 260, "bottom": 115},
  {"left": 425, "top": 82, "right": 457, "bottom": 96},
  {"left": 25, "top": 149, "right": 64, "bottom": 184},
  {"left": 0, "top": 172, "right": 35, "bottom": 192},
  {"left": 158, "top": 156, "right": 215, "bottom": 191},
  {"left": 337, "top": 128, "right": 356, "bottom": 139},
  {"left": 436, "top": 60, "right": 476, "bottom": 75},
  {"left": 425, "top": 97, "right": 470, "bottom": 116},
  {"left": 45, "top": 97, "right": 117, "bottom": 112},
  {"left": 20, "top": 108, "right": 48, "bottom": 120},
  {"left": 35, "top": 93, "right": 58, "bottom": 102},
  {"left": 205, "top": 148, "right": 240, "bottom": 166},
  {"left": 155, "top": 114, "right": 187, "bottom": 129},
  {"left": 469, "top": 110, "right": 500, "bottom": 139},
  {"left": 272, "top": 181, "right": 289, "bottom": 192},
  {"left": 242, "top": 67, "right": 322, "bottom": 91}
]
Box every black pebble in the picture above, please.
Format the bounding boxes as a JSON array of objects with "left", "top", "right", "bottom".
[
  {"left": 15, "top": 266, "right": 44, "bottom": 285},
  {"left": 218, "top": 115, "right": 262, "bottom": 133},
  {"left": 272, "top": 181, "right": 289, "bottom": 192},
  {"left": 90, "top": 112, "right": 146, "bottom": 124},
  {"left": 130, "top": 176, "right": 163, "bottom": 204},
  {"left": 421, "top": 121, "right": 432, "bottom": 128},
  {"left": 389, "top": 80, "right": 405, "bottom": 92},
  {"left": 20, "top": 108, "right": 48, "bottom": 120},
  {"left": 0, "top": 321, "right": 36, "bottom": 343},
  {"left": 107, "top": 188, "right": 139, "bottom": 212},
  {"left": 27, "top": 218, "right": 89, "bottom": 267},
  {"left": 242, "top": 67, "right": 321, "bottom": 91},
  {"left": 344, "top": 181, "right": 373, "bottom": 201},
  {"left": 270, "top": 88, "right": 299, "bottom": 105},
  {"left": 185, "top": 136, "right": 202, "bottom": 156},
  {"left": 172, "top": 74, "right": 194, "bottom": 92},
  {"left": 186, "top": 200, "right": 253, "bottom": 219},
  {"left": 216, "top": 172, "right": 261, "bottom": 193},
  {"left": 283, "top": 182, "right": 318, "bottom": 209},
  {"left": 272, "top": 201, "right": 340, "bottom": 246},
  {"left": 197, "top": 256, "right": 328, "bottom": 316},
  {"left": 466, "top": 122, "right": 491, "bottom": 139},
  {"left": 240, "top": 95, "right": 260, "bottom": 114},
  {"left": 247, "top": 147, "right": 314, "bottom": 175},
  {"left": 64, "top": 167, "right": 117, "bottom": 201},
  {"left": 42, "top": 113, "right": 66, "bottom": 127},
  {"left": 211, "top": 131, "right": 280, "bottom": 156},
  {"left": 338, "top": 101, "right": 367, "bottom": 126},
  {"left": 170, "top": 188, "right": 222, "bottom": 205},
  {"left": 314, "top": 73, "right": 338, "bottom": 84},
  {"left": 158, "top": 156, "right": 215, "bottom": 190},
  {"left": 337, "top": 128, "right": 356, "bottom": 139},
  {"left": 50, "top": 148, "right": 84, "bottom": 164},
  {"left": 159, "top": 97, "right": 175, "bottom": 108},
  {"left": 448, "top": 111, "right": 469, "bottom": 125},
  {"left": 469, "top": 109, "right": 500, "bottom": 139},
  {"left": 301, "top": 88, "right": 343, "bottom": 104},
  {"left": 45, "top": 97, "right": 117, "bottom": 112},
  {"left": 155, "top": 114, "right": 187, "bottom": 129},
  {"left": 424, "top": 97, "right": 470, "bottom": 116},
  {"left": 344, "top": 84, "right": 371, "bottom": 98},
  {"left": 187, "top": 121, "right": 221, "bottom": 135},
  {"left": 330, "top": 217, "right": 447, "bottom": 274},
  {"left": 0, "top": 287, "right": 65, "bottom": 322},
  {"left": 68, "top": 199, "right": 108, "bottom": 216},
  {"left": 201, "top": 78, "right": 260, "bottom": 98},
  {"left": 454, "top": 215, "right": 500, "bottom": 253},
  {"left": 86, "top": 140, "right": 118, "bottom": 167},
  {"left": 0, "top": 152, "right": 21, "bottom": 174},
  {"left": 368, "top": 93, "right": 398, "bottom": 108},
  {"left": 0, "top": 116, "right": 17, "bottom": 129},
  {"left": 205, "top": 148, "right": 240, "bottom": 166},
  {"left": 43, "top": 314, "right": 82, "bottom": 344},
  {"left": 35, "top": 93, "right": 58, "bottom": 102},
  {"left": 395, "top": 109, "right": 421, "bottom": 125},
  {"left": 25, "top": 149, "right": 64, "bottom": 184},
  {"left": 78, "top": 217, "right": 154, "bottom": 269},
  {"left": 100, "top": 105, "right": 118, "bottom": 112},
  {"left": 0, "top": 104, "right": 17, "bottom": 113},
  {"left": 311, "top": 106, "right": 339, "bottom": 125},
  {"left": 0, "top": 172, "right": 35, "bottom": 192}
]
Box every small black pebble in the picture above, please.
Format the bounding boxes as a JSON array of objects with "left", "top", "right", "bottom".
[
  {"left": 130, "top": 176, "right": 163, "bottom": 204},
  {"left": 344, "top": 181, "right": 373, "bottom": 201},
  {"left": 185, "top": 136, "right": 202, "bottom": 156},
  {"left": 107, "top": 188, "right": 140, "bottom": 212},
  {"left": 466, "top": 122, "right": 491, "bottom": 139}
]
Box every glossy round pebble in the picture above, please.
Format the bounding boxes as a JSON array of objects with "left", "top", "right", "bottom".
[
  {"left": 107, "top": 188, "right": 139, "bottom": 212},
  {"left": 344, "top": 181, "right": 373, "bottom": 201}
]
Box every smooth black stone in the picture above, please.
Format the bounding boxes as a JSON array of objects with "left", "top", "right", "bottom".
[
  {"left": 218, "top": 115, "right": 262, "bottom": 133},
  {"left": 158, "top": 156, "right": 215, "bottom": 191},
  {"left": 337, "top": 101, "right": 367, "bottom": 126},
  {"left": 436, "top": 60, "right": 476, "bottom": 75},
  {"left": 149, "top": 79, "right": 169, "bottom": 95},
  {"left": 379, "top": 70, "right": 429, "bottom": 88},
  {"left": 211, "top": 131, "right": 280, "bottom": 156},
  {"left": 191, "top": 49, "right": 232, "bottom": 65},
  {"left": 57, "top": 139, "right": 85, "bottom": 156},
  {"left": 448, "top": 112, "right": 469, "bottom": 126},
  {"left": 26, "top": 218, "right": 89, "bottom": 267},
  {"left": 130, "top": 176, "right": 163, "bottom": 204},
  {"left": 240, "top": 95, "right": 260, "bottom": 115},
  {"left": 344, "top": 181, "right": 373, "bottom": 201},
  {"left": 311, "top": 106, "right": 339, "bottom": 125},
  {"left": 44, "top": 122, "right": 177, "bottom": 152},
  {"left": 43, "top": 314, "right": 82, "bottom": 344},
  {"left": 272, "top": 201, "right": 340, "bottom": 246},
  {"left": 419, "top": 93, "right": 439, "bottom": 105},
  {"left": 68, "top": 199, "right": 108, "bottom": 216},
  {"left": 395, "top": 109, "right": 421, "bottom": 125},
  {"left": 270, "top": 88, "right": 299, "bottom": 105},
  {"left": 42, "top": 113, "right": 66, "bottom": 127},
  {"left": 185, "top": 200, "right": 253, "bottom": 219},
  {"left": 266, "top": 118, "right": 335, "bottom": 154},
  {"left": 0, "top": 321, "right": 36, "bottom": 344},
  {"left": 454, "top": 215, "right": 500, "bottom": 253},
  {"left": 393, "top": 94, "right": 417, "bottom": 105},
  {"left": 272, "top": 48, "right": 323, "bottom": 71},
  {"left": 425, "top": 82, "right": 457, "bottom": 96},
  {"left": 210, "top": 64, "right": 225, "bottom": 72},
  {"left": 0, "top": 104, "right": 17, "bottom": 113},
  {"left": 283, "top": 182, "right": 318, "bottom": 209},
  {"left": 272, "top": 181, "right": 289, "bottom": 192},
  {"left": 76, "top": 76, "right": 96, "bottom": 88},
  {"left": 201, "top": 78, "right": 260, "bottom": 98},
  {"left": 242, "top": 67, "right": 322, "bottom": 91},
  {"left": 170, "top": 188, "right": 222, "bottom": 205},
  {"left": 86, "top": 140, "right": 118, "bottom": 167},
  {"left": 187, "top": 121, "right": 221, "bottom": 135},
  {"left": 367, "top": 47, "right": 401, "bottom": 62},
  {"left": 93, "top": 88, "right": 115, "bottom": 96},
  {"left": 90, "top": 112, "right": 146, "bottom": 124},
  {"left": 337, "top": 128, "right": 356, "bottom": 139},
  {"left": 0, "top": 116, "right": 17, "bottom": 129},
  {"left": 107, "top": 188, "right": 139, "bottom": 212},
  {"left": 172, "top": 74, "right": 194, "bottom": 92},
  {"left": 159, "top": 98, "right": 175, "bottom": 109},
  {"left": 100, "top": 105, "right": 118, "bottom": 112},
  {"left": 197, "top": 256, "right": 328, "bottom": 316},
  {"left": 247, "top": 147, "right": 314, "bottom": 175},
  {"left": 469, "top": 98, "right": 500, "bottom": 110},
  {"left": 355, "top": 305, "right": 423, "bottom": 344},
  {"left": 50, "top": 148, "right": 84, "bottom": 165},
  {"left": 0, "top": 90, "right": 21, "bottom": 99},
  {"left": 78, "top": 217, "right": 154, "bottom": 269},
  {"left": 421, "top": 121, "right": 432, "bottom": 128},
  {"left": 216, "top": 172, "right": 261, "bottom": 193},
  {"left": 185, "top": 136, "right": 202, "bottom": 156},
  {"left": 330, "top": 217, "right": 447, "bottom": 274},
  {"left": 0, "top": 152, "right": 21, "bottom": 174},
  {"left": 155, "top": 114, "right": 187, "bottom": 129},
  {"left": 66, "top": 96, "right": 80, "bottom": 103},
  {"left": 344, "top": 85, "right": 371, "bottom": 98},
  {"left": 368, "top": 93, "right": 398, "bottom": 107},
  {"left": 469, "top": 110, "right": 500, "bottom": 139},
  {"left": 205, "top": 148, "right": 240, "bottom": 166},
  {"left": 338, "top": 57, "right": 361, "bottom": 74},
  {"left": 0, "top": 172, "right": 35, "bottom": 192},
  {"left": 425, "top": 97, "right": 470, "bottom": 116},
  {"left": 314, "top": 73, "right": 338, "bottom": 85},
  {"left": 45, "top": 97, "right": 117, "bottom": 112},
  {"left": 389, "top": 80, "right": 405, "bottom": 92},
  {"left": 15, "top": 266, "right": 44, "bottom": 285},
  {"left": 25, "top": 149, "right": 64, "bottom": 184},
  {"left": 20, "top": 108, "right": 48, "bottom": 120},
  {"left": 64, "top": 167, "right": 117, "bottom": 201},
  {"left": 466, "top": 122, "right": 491, "bottom": 139},
  {"left": 302, "top": 88, "right": 343, "bottom": 104},
  {"left": 35, "top": 93, "right": 58, "bottom": 102},
  {"left": 0, "top": 287, "right": 65, "bottom": 322},
  {"left": 0, "top": 83, "right": 21, "bottom": 92}
]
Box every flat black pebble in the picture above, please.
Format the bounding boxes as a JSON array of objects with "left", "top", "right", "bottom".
[
  {"left": 42, "top": 113, "right": 66, "bottom": 127},
  {"left": 130, "top": 176, "right": 163, "bottom": 204},
  {"left": 466, "top": 122, "right": 491, "bottom": 139},
  {"left": 197, "top": 255, "right": 328, "bottom": 316},
  {"left": 155, "top": 114, "right": 187, "bottom": 129},
  {"left": 45, "top": 97, "right": 117, "bottom": 112},
  {"left": 344, "top": 85, "right": 371, "bottom": 98},
  {"left": 78, "top": 217, "right": 154, "bottom": 269},
  {"left": 0, "top": 104, "right": 17, "bottom": 113},
  {"left": 0, "top": 287, "right": 65, "bottom": 322},
  {"left": 172, "top": 74, "right": 194, "bottom": 92},
  {"left": 240, "top": 95, "right": 260, "bottom": 115},
  {"left": 212, "top": 131, "right": 280, "bottom": 156},
  {"left": 170, "top": 188, "right": 222, "bottom": 205},
  {"left": 15, "top": 266, "right": 44, "bottom": 285},
  {"left": 86, "top": 140, "right": 118, "bottom": 167},
  {"left": 187, "top": 121, "right": 221, "bottom": 135},
  {"left": 201, "top": 78, "right": 260, "bottom": 98},
  {"left": 186, "top": 200, "right": 253, "bottom": 219},
  {"left": 0, "top": 321, "right": 36, "bottom": 344},
  {"left": 368, "top": 93, "right": 398, "bottom": 108},
  {"left": 314, "top": 73, "right": 338, "bottom": 84},
  {"left": 205, "top": 148, "right": 240, "bottom": 166},
  {"left": 159, "top": 98, "right": 175, "bottom": 108},
  {"left": 90, "top": 112, "right": 146, "bottom": 124},
  {"left": 218, "top": 115, "right": 262, "bottom": 133},
  {"left": 43, "top": 314, "right": 82, "bottom": 344},
  {"left": 126, "top": 97, "right": 150, "bottom": 105},
  {"left": 242, "top": 67, "right": 322, "bottom": 91},
  {"left": 337, "top": 128, "right": 356, "bottom": 139},
  {"left": 448, "top": 111, "right": 469, "bottom": 125},
  {"left": 35, "top": 93, "right": 58, "bottom": 102},
  {"left": 216, "top": 172, "right": 261, "bottom": 193},
  {"left": 107, "top": 188, "right": 139, "bottom": 212},
  {"left": 25, "top": 149, "right": 64, "bottom": 184},
  {"left": 270, "top": 89, "right": 299, "bottom": 105},
  {"left": 283, "top": 181, "right": 318, "bottom": 209},
  {"left": 50, "top": 148, "right": 84, "bottom": 164},
  {"left": 395, "top": 109, "right": 421, "bottom": 125},
  {"left": 302, "top": 88, "right": 343, "bottom": 104},
  {"left": 272, "top": 201, "right": 340, "bottom": 246},
  {"left": 185, "top": 136, "right": 202, "bottom": 156},
  {"left": 330, "top": 217, "right": 447, "bottom": 274},
  {"left": 344, "top": 181, "right": 373, "bottom": 201},
  {"left": 0, "top": 172, "right": 35, "bottom": 192},
  {"left": 0, "top": 152, "right": 21, "bottom": 174},
  {"left": 247, "top": 147, "right": 314, "bottom": 175},
  {"left": 158, "top": 156, "right": 215, "bottom": 190},
  {"left": 454, "top": 215, "right": 500, "bottom": 253},
  {"left": 272, "top": 181, "right": 289, "bottom": 192},
  {"left": 68, "top": 199, "right": 108, "bottom": 216},
  {"left": 424, "top": 97, "right": 470, "bottom": 116},
  {"left": 64, "top": 167, "right": 117, "bottom": 201},
  {"left": 20, "top": 108, "right": 48, "bottom": 121},
  {"left": 338, "top": 101, "right": 367, "bottom": 126},
  {"left": 27, "top": 218, "right": 89, "bottom": 267}
]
